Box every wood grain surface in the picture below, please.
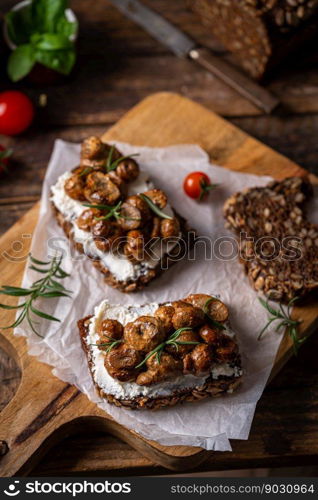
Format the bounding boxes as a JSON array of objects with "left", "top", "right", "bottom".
[{"left": 0, "top": 92, "right": 317, "bottom": 476}]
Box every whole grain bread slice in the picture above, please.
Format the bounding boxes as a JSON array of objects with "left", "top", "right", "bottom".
[{"left": 224, "top": 176, "right": 318, "bottom": 302}]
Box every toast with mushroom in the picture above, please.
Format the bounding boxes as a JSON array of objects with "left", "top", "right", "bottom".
[
  {"left": 224, "top": 176, "right": 318, "bottom": 302},
  {"left": 78, "top": 293, "right": 242, "bottom": 410},
  {"left": 51, "top": 136, "right": 194, "bottom": 292}
]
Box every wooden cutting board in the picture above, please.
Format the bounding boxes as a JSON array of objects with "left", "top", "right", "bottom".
[{"left": 0, "top": 92, "right": 317, "bottom": 477}]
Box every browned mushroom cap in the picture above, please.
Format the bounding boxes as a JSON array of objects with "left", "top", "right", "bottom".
[
  {"left": 184, "top": 294, "right": 229, "bottom": 323},
  {"left": 136, "top": 352, "right": 182, "bottom": 386},
  {"left": 183, "top": 344, "right": 213, "bottom": 376},
  {"left": 150, "top": 217, "right": 161, "bottom": 238},
  {"left": 165, "top": 328, "right": 200, "bottom": 357},
  {"left": 84, "top": 172, "right": 121, "bottom": 205},
  {"left": 124, "top": 316, "right": 166, "bottom": 352},
  {"left": 107, "top": 170, "right": 128, "bottom": 196},
  {"left": 104, "top": 344, "right": 142, "bottom": 382},
  {"left": 64, "top": 174, "right": 86, "bottom": 201},
  {"left": 118, "top": 202, "right": 142, "bottom": 230},
  {"left": 76, "top": 208, "right": 101, "bottom": 232},
  {"left": 124, "top": 230, "right": 145, "bottom": 262},
  {"left": 172, "top": 301, "right": 205, "bottom": 330},
  {"left": 143, "top": 189, "right": 167, "bottom": 209},
  {"left": 198, "top": 324, "right": 222, "bottom": 345},
  {"left": 154, "top": 305, "right": 175, "bottom": 334},
  {"left": 92, "top": 220, "right": 123, "bottom": 252},
  {"left": 81, "top": 137, "right": 106, "bottom": 161},
  {"left": 116, "top": 158, "right": 140, "bottom": 182},
  {"left": 98, "top": 319, "right": 123, "bottom": 342},
  {"left": 160, "top": 217, "right": 180, "bottom": 238},
  {"left": 215, "top": 335, "right": 238, "bottom": 363}
]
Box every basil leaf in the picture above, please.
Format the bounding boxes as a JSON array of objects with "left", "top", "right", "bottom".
[
  {"left": 32, "top": 0, "right": 67, "bottom": 33},
  {"left": 56, "top": 16, "right": 78, "bottom": 38},
  {"left": 35, "top": 47, "right": 76, "bottom": 75},
  {"left": 32, "top": 32, "right": 72, "bottom": 50},
  {"left": 7, "top": 44, "right": 35, "bottom": 82},
  {"left": 5, "top": 6, "right": 33, "bottom": 46}
]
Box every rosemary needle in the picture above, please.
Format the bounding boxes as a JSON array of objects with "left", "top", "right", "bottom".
[
  {"left": 258, "top": 296, "right": 305, "bottom": 355},
  {"left": 0, "top": 254, "right": 72, "bottom": 338}
]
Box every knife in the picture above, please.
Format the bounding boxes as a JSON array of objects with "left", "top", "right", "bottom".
[{"left": 108, "top": 0, "right": 279, "bottom": 114}]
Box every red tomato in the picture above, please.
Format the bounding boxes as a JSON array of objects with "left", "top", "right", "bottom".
[
  {"left": 0, "top": 91, "right": 34, "bottom": 136},
  {"left": 0, "top": 145, "right": 12, "bottom": 174},
  {"left": 183, "top": 171, "right": 217, "bottom": 200}
]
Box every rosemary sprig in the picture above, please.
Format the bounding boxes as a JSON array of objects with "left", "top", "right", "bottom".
[
  {"left": 0, "top": 254, "right": 71, "bottom": 338},
  {"left": 104, "top": 145, "right": 139, "bottom": 173},
  {"left": 91, "top": 338, "right": 123, "bottom": 353},
  {"left": 83, "top": 201, "right": 140, "bottom": 222},
  {"left": 139, "top": 194, "right": 173, "bottom": 220},
  {"left": 203, "top": 298, "right": 226, "bottom": 330},
  {"left": 258, "top": 297, "right": 305, "bottom": 355},
  {"left": 135, "top": 327, "right": 200, "bottom": 369}
]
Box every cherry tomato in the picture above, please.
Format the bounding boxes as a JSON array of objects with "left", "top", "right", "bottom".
[
  {"left": 0, "top": 91, "right": 34, "bottom": 136},
  {"left": 0, "top": 145, "right": 12, "bottom": 174},
  {"left": 183, "top": 171, "right": 218, "bottom": 200}
]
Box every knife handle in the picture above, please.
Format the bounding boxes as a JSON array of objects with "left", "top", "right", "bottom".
[{"left": 189, "top": 48, "right": 279, "bottom": 114}]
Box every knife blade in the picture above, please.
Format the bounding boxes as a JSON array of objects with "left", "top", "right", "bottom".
[{"left": 108, "top": 0, "right": 279, "bottom": 114}]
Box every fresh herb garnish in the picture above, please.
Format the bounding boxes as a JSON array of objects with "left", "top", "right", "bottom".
[
  {"left": 203, "top": 298, "right": 226, "bottom": 331},
  {"left": 258, "top": 297, "right": 305, "bottom": 355},
  {"left": 135, "top": 327, "right": 200, "bottom": 369},
  {"left": 91, "top": 338, "right": 123, "bottom": 354},
  {"left": 104, "top": 145, "right": 139, "bottom": 173},
  {"left": 139, "top": 194, "right": 173, "bottom": 220},
  {"left": 0, "top": 254, "right": 71, "bottom": 338},
  {"left": 83, "top": 201, "right": 140, "bottom": 223},
  {"left": 6, "top": 0, "right": 78, "bottom": 82}
]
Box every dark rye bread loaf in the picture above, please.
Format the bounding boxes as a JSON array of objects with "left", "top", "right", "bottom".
[
  {"left": 191, "top": 0, "right": 318, "bottom": 79},
  {"left": 224, "top": 176, "right": 318, "bottom": 302}
]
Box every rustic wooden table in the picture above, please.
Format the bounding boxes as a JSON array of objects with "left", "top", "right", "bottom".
[{"left": 0, "top": 0, "right": 317, "bottom": 476}]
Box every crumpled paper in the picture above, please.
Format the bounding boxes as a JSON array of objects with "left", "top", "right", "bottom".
[{"left": 15, "top": 139, "right": 296, "bottom": 451}]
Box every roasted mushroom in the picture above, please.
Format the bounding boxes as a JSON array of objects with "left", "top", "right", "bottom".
[
  {"left": 143, "top": 189, "right": 167, "bottom": 209},
  {"left": 150, "top": 217, "right": 161, "bottom": 238},
  {"left": 198, "top": 324, "right": 221, "bottom": 345},
  {"left": 64, "top": 174, "right": 86, "bottom": 201},
  {"left": 154, "top": 305, "right": 175, "bottom": 333},
  {"left": 136, "top": 352, "right": 182, "bottom": 386},
  {"left": 172, "top": 301, "right": 205, "bottom": 330},
  {"left": 76, "top": 208, "right": 101, "bottom": 232},
  {"left": 184, "top": 294, "right": 229, "bottom": 323},
  {"left": 104, "top": 344, "right": 142, "bottom": 382},
  {"left": 215, "top": 335, "right": 238, "bottom": 362},
  {"left": 124, "top": 316, "right": 166, "bottom": 352},
  {"left": 84, "top": 171, "right": 121, "bottom": 205},
  {"left": 124, "top": 230, "right": 145, "bottom": 262},
  {"left": 160, "top": 217, "right": 180, "bottom": 238},
  {"left": 81, "top": 137, "right": 120, "bottom": 169},
  {"left": 165, "top": 328, "right": 200, "bottom": 357},
  {"left": 183, "top": 344, "right": 213, "bottom": 376},
  {"left": 98, "top": 319, "right": 123, "bottom": 343},
  {"left": 92, "top": 220, "right": 123, "bottom": 252},
  {"left": 116, "top": 158, "right": 139, "bottom": 182},
  {"left": 118, "top": 195, "right": 150, "bottom": 230}
]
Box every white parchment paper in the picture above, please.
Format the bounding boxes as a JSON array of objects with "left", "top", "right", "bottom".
[{"left": 14, "top": 140, "right": 297, "bottom": 451}]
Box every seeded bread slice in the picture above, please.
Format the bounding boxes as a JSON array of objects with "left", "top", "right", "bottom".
[
  {"left": 224, "top": 176, "right": 318, "bottom": 302},
  {"left": 78, "top": 315, "right": 242, "bottom": 411}
]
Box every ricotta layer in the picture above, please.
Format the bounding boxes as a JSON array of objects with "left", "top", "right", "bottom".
[
  {"left": 86, "top": 300, "right": 242, "bottom": 400},
  {"left": 51, "top": 170, "right": 179, "bottom": 282}
]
